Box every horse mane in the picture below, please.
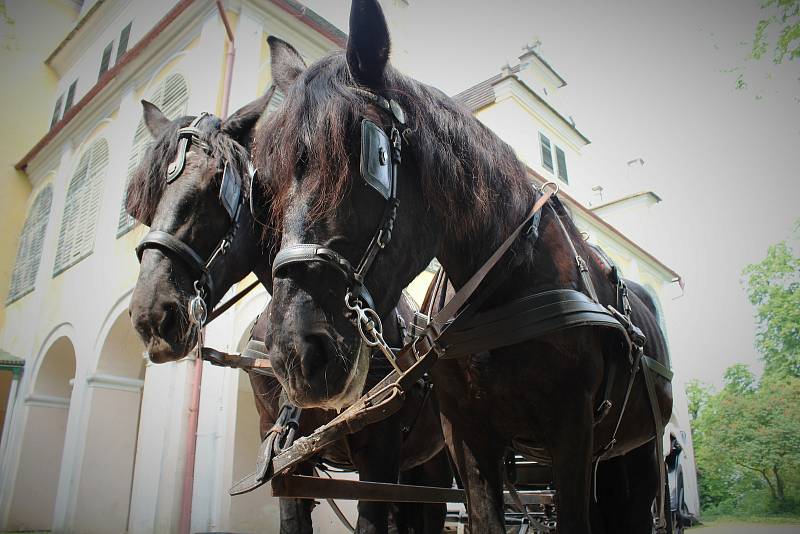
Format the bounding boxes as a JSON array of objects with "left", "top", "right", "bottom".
[
  {"left": 125, "top": 115, "right": 252, "bottom": 225},
  {"left": 254, "top": 51, "right": 532, "bottom": 242}
]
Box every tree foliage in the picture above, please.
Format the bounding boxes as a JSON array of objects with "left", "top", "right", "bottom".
[
  {"left": 688, "top": 222, "right": 800, "bottom": 516},
  {"left": 753, "top": 0, "right": 800, "bottom": 64},
  {"left": 742, "top": 224, "right": 800, "bottom": 378}
]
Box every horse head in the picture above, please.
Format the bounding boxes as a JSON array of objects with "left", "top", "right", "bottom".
[
  {"left": 255, "top": 1, "right": 441, "bottom": 409},
  {"left": 127, "top": 90, "right": 275, "bottom": 363}
]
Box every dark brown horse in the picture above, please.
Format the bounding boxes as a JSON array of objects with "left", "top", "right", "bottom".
[
  {"left": 255, "top": 1, "right": 673, "bottom": 532},
  {"left": 125, "top": 61, "right": 450, "bottom": 533}
]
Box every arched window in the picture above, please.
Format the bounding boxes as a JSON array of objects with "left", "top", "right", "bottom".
[
  {"left": 118, "top": 72, "right": 189, "bottom": 235},
  {"left": 53, "top": 138, "right": 110, "bottom": 275},
  {"left": 6, "top": 186, "right": 53, "bottom": 303}
]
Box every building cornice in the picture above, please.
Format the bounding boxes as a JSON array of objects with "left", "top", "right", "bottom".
[
  {"left": 267, "top": 0, "right": 347, "bottom": 48},
  {"left": 87, "top": 373, "right": 144, "bottom": 392},
  {"left": 519, "top": 47, "right": 567, "bottom": 88},
  {"left": 590, "top": 191, "right": 663, "bottom": 212},
  {"left": 45, "top": 0, "right": 108, "bottom": 70},
  {"left": 25, "top": 394, "right": 70, "bottom": 408}
]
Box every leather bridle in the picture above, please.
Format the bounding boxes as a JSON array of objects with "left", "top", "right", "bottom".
[
  {"left": 271, "top": 88, "right": 406, "bottom": 317},
  {"left": 135, "top": 112, "right": 250, "bottom": 324}
]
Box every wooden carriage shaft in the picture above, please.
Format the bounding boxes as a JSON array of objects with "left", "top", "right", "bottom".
[{"left": 270, "top": 475, "right": 555, "bottom": 506}]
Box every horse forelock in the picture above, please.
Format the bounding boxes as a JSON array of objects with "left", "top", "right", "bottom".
[
  {"left": 255, "top": 51, "right": 533, "bottom": 244},
  {"left": 125, "top": 116, "right": 251, "bottom": 226}
]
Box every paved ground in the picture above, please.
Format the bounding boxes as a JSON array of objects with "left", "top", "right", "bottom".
[{"left": 691, "top": 523, "right": 800, "bottom": 533}]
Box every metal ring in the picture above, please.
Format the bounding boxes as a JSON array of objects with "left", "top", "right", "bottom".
[
  {"left": 539, "top": 180, "right": 560, "bottom": 196},
  {"left": 356, "top": 307, "right": 384, "bottom": 347}
]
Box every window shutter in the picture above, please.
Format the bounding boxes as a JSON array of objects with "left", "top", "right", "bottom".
[
  {"left": 539, "top": 133, "right": 553, "bottom": 172},
  {"left": 116, "top": 22, "right": 132, "bottom": 64},
  {"left": 118, "top": 73, "right": 189, "bottom": 235},
  {"left": 64, "top": 80, "right": 77, "bottom": 114},
  {"left": 51, "top": 95, "right": 64, "bottom": 129},
  {"left": 54, "top": 138, "right": 110, "bottom": 275},
  {"left": 7, "top": 186, "right": 53, "bottom": 303},
  {"left": 99, "top": 41, "right": 113, "bottom": 80},
  {"left": 555, "top": 146, "right": 568, "bottom": 183}
]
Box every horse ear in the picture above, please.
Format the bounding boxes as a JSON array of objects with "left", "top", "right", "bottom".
[
  {"left": 141, "top": 100, "right": 170, "bottom": 138},
  {"left": 347, "top": 0, "right": 391, "bottom": 88},
  {"left": 221, "top": 90, "right": 272, "bottom": 145},
  {"left": 268, "top": 36, "right": 306, "bottom": 94}
]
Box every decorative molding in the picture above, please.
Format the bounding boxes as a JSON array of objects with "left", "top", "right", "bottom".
[
  {"left": 86, "top": 373, "right": 144, "bottom": 392},
  {"left": 25, "top": 394, "right": 70, "bottom": 408}
]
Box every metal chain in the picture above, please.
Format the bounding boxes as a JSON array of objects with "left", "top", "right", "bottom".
[{"left": 344, "top": 291, "right": 401, "bottom": 372}]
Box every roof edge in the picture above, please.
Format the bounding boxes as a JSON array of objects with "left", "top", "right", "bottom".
[
  {"left": 520, "top": 48, "right": 567, "bottom": 88},
  {"left": 591, "top": 191, "right": 663, "bottom": 211},
  {"left": 268, "top": 0, "right": 347, "bottom": 48},
  {"left": 45, "top": 0, "right": 107, "bottom": 67}
]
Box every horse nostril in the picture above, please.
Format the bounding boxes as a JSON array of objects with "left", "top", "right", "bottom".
[
  {"left": 300, "top": 335, "right": 329, "bottom": 382},
  {"left": 158, "top": 303, "right": 177, "bottom": 339}
]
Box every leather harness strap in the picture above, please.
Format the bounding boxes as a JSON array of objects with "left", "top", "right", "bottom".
[{"left": 263, "top": 188, "right": 556, "bottom": 479}]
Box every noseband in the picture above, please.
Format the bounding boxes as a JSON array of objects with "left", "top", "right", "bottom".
[
  {"left": 135, "top": 112, "right": 249, "bottom": 323},
  {"left": 271, "top": 89, "right": 405, "bottom": 314}
]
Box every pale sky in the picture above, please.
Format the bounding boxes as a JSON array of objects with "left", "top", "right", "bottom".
[{"left": 304, "top": 0, "right": 800, "bottom": 388}]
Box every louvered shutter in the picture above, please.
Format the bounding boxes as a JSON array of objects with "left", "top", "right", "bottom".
[
  {"left": 555, "top": 146, "right": 568, "bottom": 183},
  {"left": 539, "top": 132, "right": 553, "bottom": 172},
  {"left": 118, "top": 73, "right": 189, "bottom": 235},
  {"left": 53, "top": 138, "right": 110, "bottom": 275},
  {"left": 7, "top": 186, "right": 53, "bottom": 303}
]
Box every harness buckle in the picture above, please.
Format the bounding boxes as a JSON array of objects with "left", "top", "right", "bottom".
[
  {"left": 411, "top": 332, "right": 444, "bottom": 361},
  {"left": 188, "top": 290, "right": 208, "bottom": 327}
]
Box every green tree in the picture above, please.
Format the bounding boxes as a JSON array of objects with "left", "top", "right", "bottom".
[
  {"left": 685, "top": 379, "right": 712, "bottom": 421},
  {"left": 690, "top": 225, "right": 800, "bottom": 516},
  {"left": 723, "top": 363, "right": 757, "bottom": 394},
  {"left": 706, "top": 374, "right": 800, "bottom": 510},
  {"left": 742, "top": 223, "right": 800, "bottom": 378},
  {"left": 753, "top": 0, "right": 800, "bottom": 64}
]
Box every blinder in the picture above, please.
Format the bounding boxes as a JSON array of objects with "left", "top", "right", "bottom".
[
  {"left": 166, "top": 113, "right": 213, "bottom": 183},
  {"left": 219, "top": 161, "right": 242, "bottom": 220},
  {"left": 360, "top": 119, "right": 393, "bottom": 199}
]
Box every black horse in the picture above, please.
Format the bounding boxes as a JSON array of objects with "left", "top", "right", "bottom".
[
  {"left": 255, "top": 1, "right": 673, "bottom": 532},
  {"left": 125, "top": 49, "right": 450, "bottom": 533}
]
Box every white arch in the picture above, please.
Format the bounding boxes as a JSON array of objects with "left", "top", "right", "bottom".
[
  {"left": 27, "top": 322, "right": 78, "bottom": 398},
  {"left": 71, "top": 118, "right": 113, "bottom": 166},
  {"left": 140, "top": 51, "right": 189, "bottom": 98},
  {"left": 90, "top": 288, "right": 135, "bottom": 366}
]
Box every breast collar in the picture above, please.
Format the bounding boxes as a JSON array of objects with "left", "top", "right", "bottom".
[{"left": 135, "top": 112, "right": 250, "bottom": 323}]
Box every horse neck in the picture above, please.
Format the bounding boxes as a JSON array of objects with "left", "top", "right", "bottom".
[
  {"left": 434, "top": 192, "right": 595, "bottom": 302},
  {"left": 408, "top": 130, "right": 533, "bottom": 288}
]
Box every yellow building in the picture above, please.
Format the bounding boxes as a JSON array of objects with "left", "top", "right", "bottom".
[
  {"left": 0, "top": 1, "right": 349, "bottom": 532},
  {"left": 0, "top": 2, "right": 698, "bottom": 532}
]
